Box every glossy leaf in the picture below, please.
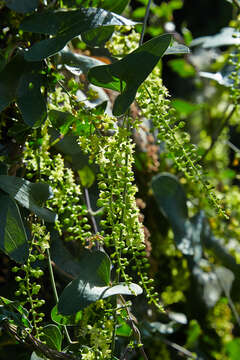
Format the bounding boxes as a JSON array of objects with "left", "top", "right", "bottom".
[
  {"left": 0, "top": 193, "right": 29, "bottom": 263},
  {"left": 101, "top": 0, "right": 130, "bottom": 14},
  {"left": 49, "top": 227, "right": 84, "bottom": 278},
  {"left": 58, "top": 250, "right": 142, "bottom": 315},
  {"left": 191, "top": 27, "right": 240, "bottom": 48},
  {"left": 88, "top": 34, "right": 172, "bottom": 115},
  {"left": 41, "top": 324, "right": 62, "bottom": 351},
  {"left": 151, "top": 173, "right": 193, "bottom": 254},
  {"left": 0, "top": 175, "right": 56, "bottom": 223},
  {"left": 57, "top": 48, "right": 104, "bottom": 75},
  {"left": 0, "top": 297, "right": 31, "bottom": 328},
  {"left": 5, "top": 0, "right": 39, "bottom": 13},
  {"left": 20, "top": 8, "right": 138, "bottom": 61},
  {"left": 164, "top": 41, "right": 190, "bottom": 55},
  {"left": 82, "top": 26, "right": 114, "bottom": 47},
  {"left": 0, "top": 50, "right": 46, "bottom": 127}
]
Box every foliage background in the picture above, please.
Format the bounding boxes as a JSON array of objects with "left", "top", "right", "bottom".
[{"left": 1, "top": 0, "right": 240, "bottom": 359}]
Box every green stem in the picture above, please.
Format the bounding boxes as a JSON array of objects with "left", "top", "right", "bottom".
[
  {"left": 139, "top": 0, "right": 152, "bottom": 46},
  {"left": 46, "top": 248, "right": 72, "bottom": 344}
]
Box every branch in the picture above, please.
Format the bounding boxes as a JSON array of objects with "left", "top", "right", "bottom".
[{"left": 4, "top": 322, "right": 77, "bottom": 360}]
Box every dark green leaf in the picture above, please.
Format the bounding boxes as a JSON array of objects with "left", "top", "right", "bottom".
[
  {"left": 0, "top": 297, "right": 31, "bottom": 328},
  {"left": 152, "top": 173, "right": 192, "bottom": 254},
  {"left": 0, "top": 175, "right": 56, "bottom": 222},
  {"left": 5, "top": 0, "right": 39, "bottom": 13},
  {"left": 57, "top": 48, "right": 104, "bottom": 75},
  {"left": 101, "top": 0, "right": 130, "bottom": 14},
  {"left": 51, "top": 305, "right": 82, "bottom": 326},
  {"left": 49, "top": 110, "right": 76, "bottom": 136},
  {"left": 49, "top": 227, "right": 84, "bottom": 278},
  {"left": 41, "top": 324, "right": 62, "bottom": 351},
  {"left": 58, "top": 250, "right": 111, "bottom": 314},
  {"left": 0, "top": 193, "right": 29, "bottom": 263},
  {"left": 88, "top": 34, "right": 171, "bottom": 115},
  {"left": 58, "top": 250, "right": 142, "bottom": 315},
  {"left": 82, "top": 26, "right": 114, "bottom": 47},
  {"left": 16, "top": 73, "right": 46, "bottom": 127},
  {"left": 0, "top": 50, "right": 46, "bottom": 127},
  {"left": 20, "top": 8, "right": 138, "bottom": 61}
]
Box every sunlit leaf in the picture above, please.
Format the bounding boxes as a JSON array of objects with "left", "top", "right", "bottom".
[
  {"left": 0, "top": 193, "right": 29, "bottom": 263},
  {"left": 20, "top": 8, "right": 138, "bottom": 61},
  {"left": 0, "top": 175, "right": 56, "bottom": 222},
  {"left": 58, "top": 250, "right": 142, "bottom": 315},
  {"left": 88, "top": 34, "right": 172, "bottom": 115},
  {"left": 41, "top": 324, "right": 62, "bottom": 352}
]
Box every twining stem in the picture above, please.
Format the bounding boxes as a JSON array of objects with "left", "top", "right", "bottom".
[
  {"left": 46, "top": 248, "right": 72, "bottom": 344},
  {"left": 84, "top": 187, "right": 100, "bottom": 250},
  {"left": 139, "top": 0, "right": 152, "bottom": 46}
]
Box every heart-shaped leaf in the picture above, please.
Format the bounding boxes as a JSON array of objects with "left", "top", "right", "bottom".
[
  {"left": 41, "top": 324, "right": 62, "bottom": 352},
  {"left": 58, "top": 250, "right": 142, "bottom": 315},
  {"left": 0, "top": 175, "right": 56, "bottom": 223},
  {"left": 20, "top": 8, "right": 138, "bottom": 61},
  {"left": 0, "top": 193, "right": 29, "bottom": 263},
  {"left": 0, "top": 50, "right": 46, "bottom": 127},
  {"left": 5, "top": 0, "right": 39, "bottom": 13},
  {"left": 88, "top": 34, "right": 172, "bottom": 115}
]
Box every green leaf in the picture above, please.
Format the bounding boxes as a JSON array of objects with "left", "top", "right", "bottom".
[
  {"left": 0, "top": 175, "right": 56, "bottom": 223},
  {"left": 172, "top": 99, "right": 200, "bottom": 117},
  {"left": 49, "top": 227, "right": 84, "bottom": 278},
  {"left": 82, "top": 26, "right": 114, "bottom": 47},
  {"left": 49, "top": 110, "right": 76, "bottom": 136},
  {"left": 78, "top": 165, "right": 95, "bottom": 188},
  {"left": 152, "top": 173, "right": 199, "bottom": 256},
  {"left": 20, "top": 8, "right": 138, "bottom": 61},
  {"left": 41, "top": 324, "right": 62, "bottom": 352},
  {"left": 51, "top": 305, "right": 82, "bottom": 326},
  {"left": 0, "top": 49, "right": 46, "bottom": 127},
  {"left": 88, "top": 34, "right": 172, "bottom": 115},
  {"left": 5, "top": 0, "right": 39, "bottom": 13},
  {"left": 226, "top": 338, "right": 240, "bottom": 360},
  {"left": 58, "top": 250, "right": 142, "bottom": 315},
  {"left": 168, "top": 59, "right": 195, "bottom": 78},
  {"left": 101, "top": 0, "right": 130, "bottom": 14},
  {"left": 0, "top": 296, "right": 31, "bottom": 328},
  {"left": 151, "top": 173, "right": 188, "bottom": 234},
  {"left": 57, "top": 48, "right": 104, "bottom": 75},
  {"left": 0, "top": 193, "right": 29, "bottom": 263},
  {"left": 16, "top": 73, "right": 46, "bottom": 127}
]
